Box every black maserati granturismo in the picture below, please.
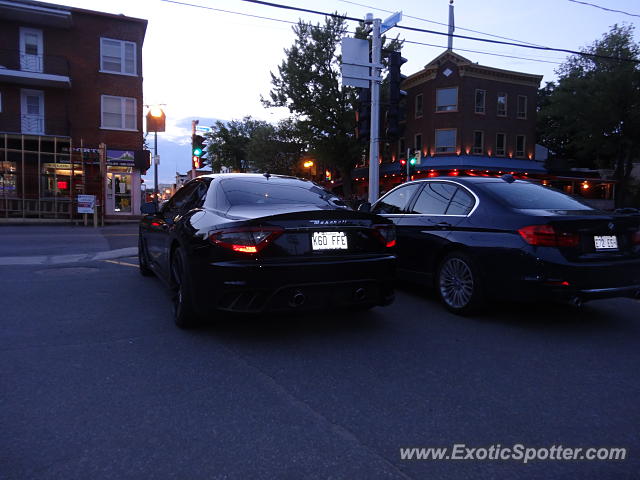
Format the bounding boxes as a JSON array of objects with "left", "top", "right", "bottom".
[{"left": 139, "top": 173, "right": 396, "bottom": 328}]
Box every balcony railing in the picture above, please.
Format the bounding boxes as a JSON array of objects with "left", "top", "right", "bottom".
[
  {"left": 0, "top": 49, "right": 69, "bottom": 77},
  {"left": 21, "top": 115, "right": 45, "bottom": 135}
]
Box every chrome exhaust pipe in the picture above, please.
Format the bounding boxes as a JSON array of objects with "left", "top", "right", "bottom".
[{"left": 290, "top": 290, "right": 306, "bottom": 307}]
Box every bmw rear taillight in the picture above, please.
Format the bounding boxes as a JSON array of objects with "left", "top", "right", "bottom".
[
  {"left": 518, "top": 224, "right": 579, "bottom": 247},
  {"left": 209, "top": 227, "right": 283, "bottom": 254},
  {"left": 372, "top": 224, "right": 396, "bottom": 248}
]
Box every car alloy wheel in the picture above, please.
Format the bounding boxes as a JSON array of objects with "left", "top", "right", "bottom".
[
  {"left": 438, "top": 252, "right": 483, "bottom": 315},
  {"left": 138, "top": 237, "right": 154, "bottom": 277},
  {"left": 170, "top": 248, "right": 199, "bottom": 329}
]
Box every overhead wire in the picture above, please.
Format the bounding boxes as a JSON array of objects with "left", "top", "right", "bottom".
[{"left": 567, "top": 0, "right": 640, "bottom": 18}]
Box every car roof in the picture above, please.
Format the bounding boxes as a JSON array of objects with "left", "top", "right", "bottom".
[
  {"left": 198, "top": 173, "right": 313, "bottom": 183},
  {"left": 405, "top": 176, "right": 532, "bottom": 187}
]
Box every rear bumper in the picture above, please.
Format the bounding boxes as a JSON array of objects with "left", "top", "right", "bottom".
[{"left": 189, "top": 254, "right": 396, "bottom": 314}]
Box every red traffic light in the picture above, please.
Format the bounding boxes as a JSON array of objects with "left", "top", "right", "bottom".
[
  {"left": 400, "top": 158, "right": 407, "bottom": 166},
  {"left": 192, "top": 156, "right": 202, "bottom": 169}
]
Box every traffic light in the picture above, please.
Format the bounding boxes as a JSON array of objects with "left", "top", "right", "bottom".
[
  {"left": 192, "top": 134, "right": 205, "bottom": 157},
  {"left": 355, "top": 87, "right": 371, "bottom": 142},
  {"left": 386, "top": 51, "right": 407, "bottom": 142}
]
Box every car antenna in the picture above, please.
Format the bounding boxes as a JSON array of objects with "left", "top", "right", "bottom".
[{"left": 263, "top": 171, "right": 271, "bottom": 179}]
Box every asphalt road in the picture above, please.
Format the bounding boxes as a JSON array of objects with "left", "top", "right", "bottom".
[{"left": 1, "top": 226, "right": 639, "bottom": 479}]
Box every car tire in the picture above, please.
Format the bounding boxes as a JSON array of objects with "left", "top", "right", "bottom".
[
  {"left": 437, "top": 252, "right": 484, "bottom": 315},
  {"left": 171, "top": 247, "right": 200, "bottom": 329},
  {"left": 138, "top": 236, "right": 154, "bottom": 277}
]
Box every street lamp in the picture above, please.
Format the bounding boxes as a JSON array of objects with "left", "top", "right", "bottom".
[{"left": 145, "top": 105, "right": 166, "bottom": 201}]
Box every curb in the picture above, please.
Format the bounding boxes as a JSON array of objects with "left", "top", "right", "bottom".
[{"left": 0, "top": 247, "right": 138, "bottom": 266}]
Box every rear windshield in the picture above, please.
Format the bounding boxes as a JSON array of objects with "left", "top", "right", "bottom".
[
  {"left": 220, "top": 178, "right": 348, "bottom": 208},
  {"left": 482, "top": 182, "right": 594, "bottom": 210}
]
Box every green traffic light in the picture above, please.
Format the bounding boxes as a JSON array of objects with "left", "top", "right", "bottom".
[
  {"left": 409, "top": 157, "right": 417, "bottom": 165},
  {"left": 193, "top": 147, "right": 203, "bottom": 156}
]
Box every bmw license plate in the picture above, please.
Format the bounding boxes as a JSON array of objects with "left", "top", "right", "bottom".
[
  {"left": 311, "top": 231, "right": 348, "bottom": 250},
  {"left": 594, "top": 235, "right": 618, "bottom": 250}
]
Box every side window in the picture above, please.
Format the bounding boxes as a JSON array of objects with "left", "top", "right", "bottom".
[
  {"left": 185, "top": 181, "right": 210, "bottom": 210},
  {"left": 446, "top": 188, "right": 475, "bottom": 215},
  {"left": 163, "top": 182, "right": 199, "bottom": 214},
  {"left": 410, "top": 182, "right": 457, "bottom": 215},
  {"left": 372, "top": 184, "right": 420, "bottom": 214}
]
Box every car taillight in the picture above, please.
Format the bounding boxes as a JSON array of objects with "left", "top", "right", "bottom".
[
  {"left": 372, "top": 224, "right": 396, "bottom": 248},
  {"left": 518, "top": 224, "right": 579, "bottom": 247},
  {"left": 209, "top": 227, "right": 283, "bottom": 254}
]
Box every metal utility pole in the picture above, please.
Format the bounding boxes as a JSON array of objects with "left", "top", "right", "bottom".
[
  {"left": 367, "top": 15, "right": 382, "bottom": 204},
  {"left": 191, "top": 120, "right": 198, "bottom": 180}
]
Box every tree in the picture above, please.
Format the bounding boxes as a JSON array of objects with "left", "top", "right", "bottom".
[
  {"left": 204, "top": 116, "right": 267, "bottom": 172},
  {"left": 247, "top": 118, "right": 307, "bottom": 174},
  {"left": 264, "top": 15, "right": 401, "bottom": 197},
  {"left": 537, "top": 24, "right": 640, "bottom": 207}
]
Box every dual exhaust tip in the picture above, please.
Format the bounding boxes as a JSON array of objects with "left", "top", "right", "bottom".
[{"left": 288, "top": 287, "right": 367, "bottom": 307}]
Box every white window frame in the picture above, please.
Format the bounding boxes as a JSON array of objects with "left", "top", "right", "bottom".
[
  {"left": 496, "top": 133, "right": 506, "bottom": 156},
  {"left": 100, "top": 37, "right": 137, "bottom": 76},
  {"left": 475, "top": 89, "right": 486, "bottom": 114},
  {"left": 101, "top": 95, "right": 137, "bottom": 131},
  {"left": 517, "top": 95, "right": 528, "bottom": 119},
  {"left": 435, "top": 128, "right": 456, "bottom": 153},
  {"left": 497, "top": 92, "right": 508, "bottom": 117},
  {"left": 415, "top": 94, "right": 423, "bottom": 118},
  {"left": 516, "top": 135, "right": 526, "bottom": 157},
  {"left": 436, "top": 87, "right": 458, "bottom": 112},
  {"left": 472, "top": 130, "right": 484, "bottom": 154},
  {"left": 19, "top": 27, "right": 44, "bottom": 73}
]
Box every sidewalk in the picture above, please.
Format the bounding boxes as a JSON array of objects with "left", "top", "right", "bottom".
[{"left": 0, "top": 224, "right": 140, "bottom": 265}]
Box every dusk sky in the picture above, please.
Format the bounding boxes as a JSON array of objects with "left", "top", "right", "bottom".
[{"left": 49, "top": 0, "right": 639, "bottom": 183}]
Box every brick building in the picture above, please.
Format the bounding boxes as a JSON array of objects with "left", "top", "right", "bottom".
[{"left": 0, "top": 0, "right": 148, "bottom": 219}]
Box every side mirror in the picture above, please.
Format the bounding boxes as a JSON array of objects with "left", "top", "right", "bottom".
[
  {"left": 358, "top": 202, "right": 371, "bottom": 213},
  {"left": 141, "top": 202, "right": 158, "bottom": 215}
]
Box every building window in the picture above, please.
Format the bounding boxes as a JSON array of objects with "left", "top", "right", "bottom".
[
  {"left": 435, "top": 129, "right": 456, "bottom": 153},
  {"left": 516, "top": 135, "right": 526, "bottom": 157},
  {"left": 517, "top": 95, "right": 527, "bottom": 119},
  {"left": 415, "top": 133, "right": 422, "bottom": 152},
  {"left": 101, "top": 95, "right": 136, "bottom": 130},
  {"left": 496, "top": 133, "right": 506, "bottom": 156},
  {"left": 436, "top": 87, "right": 458, "bottom": 112},
  {"left": 415, "top": 94, "right": 423, "bottom": 118},
  {"left": 475, "top": 89, "right": 486, "bottom": 114},
  {"left": 399, "top": 138, "right": 406, "bottom": 157},
  {"left": 472, "top": 131, "right": 484, "bottom": 154},
  {"left": 100, "top": 38, "right": 137, "bottom": 75},
  {"left": 497, "top": 92, "right": 507, "bottom": 117}
]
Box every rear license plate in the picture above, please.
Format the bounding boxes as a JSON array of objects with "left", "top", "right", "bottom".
[
  {"left": 311, "top": 231, "right": 348, "bottom": 250},
  {"left": 594, "top": 235, "right": 618, "bottom": 250}
]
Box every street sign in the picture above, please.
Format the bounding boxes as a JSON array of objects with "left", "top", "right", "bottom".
[
  {"left": 381, "top": 11, "right": 402, "bottom": 34},
  {"left": 154, "top": 155, "right": 160, "bottom": 166},
  {"left": 77, "top": 194, "right": 95, "bottom": 214},
  {"left": 341, "top": 37, "right": 370, "bottom": 88},
  {"left": 195, "top": 125, "right": 212, "bottom": 133}
]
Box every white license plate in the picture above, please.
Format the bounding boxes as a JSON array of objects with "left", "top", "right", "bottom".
[
  {"left": 594, "top": 235, "right": 618, "bottom": 250},
  {"left": 311, "top": 231, "right": 348, "bottom": 250}
]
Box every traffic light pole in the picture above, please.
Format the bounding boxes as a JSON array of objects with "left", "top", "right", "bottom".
[
  {"left": 367, "top": 17, "right": 382, "bottom": 204},
  {"left": 154, "top": 130, "right": 158, "bottom": 199}
]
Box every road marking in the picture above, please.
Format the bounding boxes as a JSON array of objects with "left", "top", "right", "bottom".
[{"left": 103, "top": 259, "right": 139, "bottom": 268}]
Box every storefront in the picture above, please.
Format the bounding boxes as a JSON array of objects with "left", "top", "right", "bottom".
[{"left": 105, "top": 149, "right": 141, "bottom": 216}]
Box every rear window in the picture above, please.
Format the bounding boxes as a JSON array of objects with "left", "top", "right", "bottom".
[
  {"left": 220, "top": 178, "right": 348, "bottom": 208},
  {"left": 482, "top": 182, "right": 593, "bottom": 210}
]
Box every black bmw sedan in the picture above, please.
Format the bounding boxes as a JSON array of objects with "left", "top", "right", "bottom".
[
  {"left": 138, "top": 173, "right": 396, "bottom": 328},
  {"left": 365, "top": 175, "right": 640, "bottom": 314}
]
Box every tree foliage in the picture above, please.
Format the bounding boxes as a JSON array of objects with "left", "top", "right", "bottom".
[
  {"left": 264, "top": 15, "right": 401, "bottom": 196},
  {"left": 204, "top": 116, "right": 267, "bottom": 172},
  {"left": 537, "top": 24, "right": 640, "bottom": 206},
  {"left": 247, "top": 118, "right": 307, "bottom": 174}
]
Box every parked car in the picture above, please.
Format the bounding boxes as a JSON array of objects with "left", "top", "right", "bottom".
[
  {"left": 139, "top": 173, "right": 396, "bottom": 328},
  {"left": 362, "top": 175, "right": 640, "bottom": 314}
]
